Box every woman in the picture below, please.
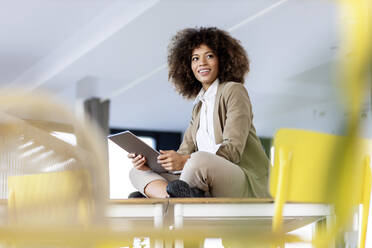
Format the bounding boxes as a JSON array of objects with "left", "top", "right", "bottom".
[{"left": 128, "top": 27, "right": 270, "bottom": 198}]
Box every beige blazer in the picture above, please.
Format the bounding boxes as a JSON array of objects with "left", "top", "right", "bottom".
[{"left": 178, "top": 81, "right": 270, "bottom": 198}]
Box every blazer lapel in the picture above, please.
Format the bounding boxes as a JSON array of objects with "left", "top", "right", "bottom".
[
  {"left": 191, "top": 101, "right": 202, "bottom": 146},
  {"left": 213, "top": 82, "right": 224, "bottom": 144}
]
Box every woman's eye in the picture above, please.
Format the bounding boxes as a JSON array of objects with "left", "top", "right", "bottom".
[
  {"left": 207, "top": 54, "right": 214, "bottom": 59},
  {"left": 192, "top": 57, "right": 198, "bottom": 61}
]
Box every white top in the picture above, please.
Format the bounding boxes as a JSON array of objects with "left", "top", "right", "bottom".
[{"left": 194, "top": 79, "right": 221, "bottom": 154}]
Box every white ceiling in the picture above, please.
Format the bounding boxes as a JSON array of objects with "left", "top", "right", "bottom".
[{"left": 1, "top": 0, "right": 371, "bottom": 137}]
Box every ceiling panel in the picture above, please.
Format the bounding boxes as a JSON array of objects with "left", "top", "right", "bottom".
[{"left": 0, "top": 0, "right": 113, "bottom": 85}]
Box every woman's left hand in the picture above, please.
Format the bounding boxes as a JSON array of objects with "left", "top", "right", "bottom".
[{"left": 157, "top": 150, "right": 189, "bottom": 171}]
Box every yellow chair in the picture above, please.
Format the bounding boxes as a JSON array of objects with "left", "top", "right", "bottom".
[
  {"left": 270, "top": 128, "right": 372, "bottom": 248},
  {"left": 0, "top": 91, "right": 113, "bottom": 247},
  {"left": 8, "top": 170, "right": 93, "bottom": 227}
]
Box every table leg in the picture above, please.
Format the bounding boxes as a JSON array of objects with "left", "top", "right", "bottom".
[
  {"left": 174, "top": 204, "right": 184, "bottom": 248},
  {"left": 154, "top": 204, "right": 164, "bottom": 248}
]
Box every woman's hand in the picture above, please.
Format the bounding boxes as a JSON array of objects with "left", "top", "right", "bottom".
[
  {"left": 127, "top": 153, "right": 151, "bottom": 171},
  {"left": 157, "top": 150, "right": 190, "bottom": 172}
]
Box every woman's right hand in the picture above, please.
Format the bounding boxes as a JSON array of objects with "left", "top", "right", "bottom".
[{"left": 127, "top": 153, "right": 151, "bottom": 171}]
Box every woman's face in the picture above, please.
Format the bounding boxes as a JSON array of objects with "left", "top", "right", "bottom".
[{"left": 191, "top": 44, "right": 219, "bottom": 89}]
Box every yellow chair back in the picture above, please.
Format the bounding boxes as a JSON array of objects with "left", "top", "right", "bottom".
[
  {"left": 8, "top": 170, "right": 93, "bottom": 226},
  {"left": 270, "top": 128, "right": 371, "bottom": 203}
]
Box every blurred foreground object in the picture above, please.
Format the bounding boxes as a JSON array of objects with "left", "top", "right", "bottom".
[
  {"left": 324, "top": 0, "right": 372, "bottom": 247},
  {"left": 0, "top": 90, "right": 109, "bottom": 227},
  {"left": 308, "top": 0, "right": 372, "bottom": 247}
]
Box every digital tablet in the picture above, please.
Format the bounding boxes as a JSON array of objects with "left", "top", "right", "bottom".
[{"left": 108, "top": 131, "right": 167, "bottom": 173}]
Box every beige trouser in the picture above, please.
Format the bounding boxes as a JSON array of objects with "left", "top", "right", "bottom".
[{"left": 129, "top": 151, "right": 253, "bottom": 197}]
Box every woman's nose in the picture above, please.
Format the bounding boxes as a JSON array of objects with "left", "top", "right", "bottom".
[{"left": 199, "top": 56, "right": 207, "bottom": 65}]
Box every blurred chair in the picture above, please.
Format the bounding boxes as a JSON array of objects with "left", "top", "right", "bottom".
[
  {"left": 1, "top": 115, "right": 95, "bottom": 227},
  {"left": 270, "top": 128, "right": 372, "bottom": 248},
  {"left": 0, "top": 91, "right": 111, "bottom": 247},
  {"left": 8, "top": 170, "right": 93, "bottom": 226}
]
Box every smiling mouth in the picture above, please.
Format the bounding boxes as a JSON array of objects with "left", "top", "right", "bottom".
[{"left": 198, "top": 69, "right": 211, "bottom": 75}]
